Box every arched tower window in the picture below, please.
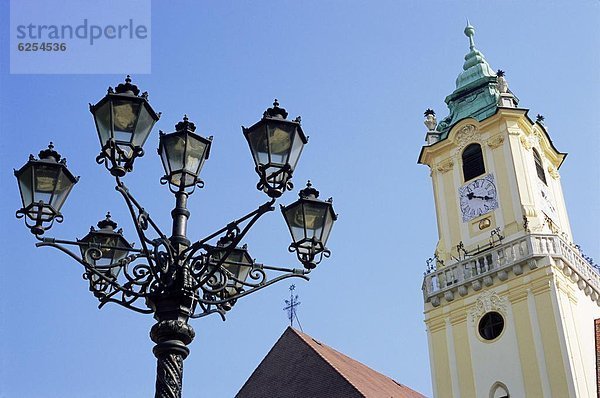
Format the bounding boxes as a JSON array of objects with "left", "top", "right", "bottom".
[
  {"left": 533, "top": 148, "right": 547, "bottom": 185},
  {"left": 462, "top": 143, "right": 485, "bottom": 181},
  {"left": 489, "top": 382, "right": 509, "bottom": 398}
]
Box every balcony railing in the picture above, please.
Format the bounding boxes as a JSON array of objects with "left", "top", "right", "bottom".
[{"left": 422, "top": 233, "right": 600, "bottom": 304}]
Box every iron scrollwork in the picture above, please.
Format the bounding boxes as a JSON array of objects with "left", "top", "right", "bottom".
[{"left": 35, "top": 178, "right": 310, "bottom": 319}]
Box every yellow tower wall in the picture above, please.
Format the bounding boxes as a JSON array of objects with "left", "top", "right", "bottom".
[{"left": 420, "top": 108, "right": 599, "bottom": 398}]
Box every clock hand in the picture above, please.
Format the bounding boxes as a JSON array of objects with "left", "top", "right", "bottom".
[{"left": 467, "top": 193, "right": 492, "bottom": 200}]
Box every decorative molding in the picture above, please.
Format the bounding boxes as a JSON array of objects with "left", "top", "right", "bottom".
[
  {"left": 426, "top": 317, "right": 446, "bottom": 333},
  {"left": 486, "top": 134, "right": 505, "bottom": 149},
  {"left": 449, "top": 310, "right": 467, "bottom": 325},
  {"left": 519, "top": 134, "right": 532, "bottom": 150},
  {"left": 522, "top": 204, "right": 537, "bottom": 218},
  {"left": 436, "top": 158, "right": 454, "bottom": 174},
  {"left": 468, "top": 290, "right": 508, "bottom": 323},
  {"left": 454, "top": 124, "right": 478, "bottom": 148},
  {"left": 507, "top": 128, "right": 521, "bottom": 136},
  {"left": 150, "top": 320, "right": 196, "bottom": 345},
  {"left": 547, "top": 165, "right": 559, "bottom": 179},
  {"left": 507, "top": 287, "right": 528, "bottom": 303}
]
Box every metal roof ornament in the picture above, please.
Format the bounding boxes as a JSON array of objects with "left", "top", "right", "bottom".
[
  {"left": 424, "top": 109, "right": 437, "bottom": 131},
  {"left": 497, "top": 70, "right": 509, "bottom": 94}
]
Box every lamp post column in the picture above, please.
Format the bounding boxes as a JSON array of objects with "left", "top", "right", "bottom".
[
  {"left": 150, "top": 316, "right": 195, "bottom": 398},
  {"left": 171, "top": 190, "right": 191, "bottom": 248},
  {"left": 150, "top": 187, "right": 196, "bottom": 398},
  {"left": 148, "top": 264, "right": 196, "bottom": 398}
]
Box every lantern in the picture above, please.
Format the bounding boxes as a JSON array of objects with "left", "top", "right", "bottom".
[
  {"left": 243, "top": 100, "right": 307, "bottom": 197},
  {"left": 211, "top": 239, "right": 254, "bottom": 311},
  {"left": 158, "top": 116, "right": 212, "bottom": 190},
  {"left": 282, "top": 181, "right": 337, "bottom": 269},
  {"left": 15, "top": 143, "right": 79, "bottom": 235},
  {"left": 90, "top": 75, "right": 160, "bottom": 176},
  {"left": 79, "top": 213, "right": 133, "bottom": 296}
]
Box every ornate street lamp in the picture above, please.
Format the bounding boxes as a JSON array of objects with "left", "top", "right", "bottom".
[
  {"left": 243, "top": 100, "right": 307, "bottom": 198},
  {"left": 14, "top": 143, "right": 79, "bottom": 235},
  {"left": 282, "top": 181, "right": 338, "bottom": 269},
  {"left": 158, "top": 115, "right": 212, "bottom": 192},
  {"left": 90, "top": 75, "right": 161, "bottom": 176},
  {"left": 15, "top": 78, "right": 336, "bottom": 398},
  {"left": 79, "top": 213, "right": 133, "bottom": 297}
]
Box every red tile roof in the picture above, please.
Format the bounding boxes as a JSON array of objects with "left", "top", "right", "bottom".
[{"left": 236, "top": 327, "right": 427, "bottom": 398}]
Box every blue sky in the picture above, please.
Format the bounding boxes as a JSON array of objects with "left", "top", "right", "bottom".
[{"left": 1, "top": 1, "right": 598, "bottom": 397}]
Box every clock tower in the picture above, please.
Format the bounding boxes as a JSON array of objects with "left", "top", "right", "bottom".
[{"left": 418, "top": 24, "right": 600, "bottom": 398}]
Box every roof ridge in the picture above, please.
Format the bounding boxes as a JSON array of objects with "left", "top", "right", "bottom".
[{"left": 290, "top": 328, "right": 369, "bottom": 397}]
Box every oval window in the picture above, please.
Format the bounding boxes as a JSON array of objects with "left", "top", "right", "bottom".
[{"left": 478, "top": 311, "right": 504, "bottom": 340}]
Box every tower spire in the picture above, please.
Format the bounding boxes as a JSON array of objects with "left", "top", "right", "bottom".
[
  {"left": 432, "top": 23, "right": 512, "bottom": 136},
  {"left": 465, "top": 20, "right": 476, "bottom": 50}
]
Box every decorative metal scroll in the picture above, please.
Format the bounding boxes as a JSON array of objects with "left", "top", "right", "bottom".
[{"left": 35, "top": 179, "right": 310, "bottom": 319}]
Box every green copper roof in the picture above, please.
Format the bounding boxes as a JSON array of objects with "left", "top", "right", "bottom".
[{"left": 436, "top": 23, "right": 500, "bottom": 138}]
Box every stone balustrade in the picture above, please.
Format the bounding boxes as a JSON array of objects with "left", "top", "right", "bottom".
[{"left": 422, "top": 233, "right": 600, "bottom": 307}]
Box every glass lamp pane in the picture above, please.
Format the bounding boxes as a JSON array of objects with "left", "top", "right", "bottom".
[
  {"left": 33, "top": 164, "right": 60, "bottom": 205},
  {"left": 112, "top": 100, "right": 140, "bottom": 143},
  {"left": 112, "top": 237, "right": 130, "bottom": 266},
  {"left": 17, "top": 166, "right": 33, "bottom": 208},
  {"left": 184, "top": 136, "right": 207, "bottom": 176},
  {"left": 50, "top": 169, "right": 75, "bottom": 212},
  {"left": 97, "top": 235, "right": 119, "bottom": 266},
  {"left": 165, "top": 135, "right": 186, "bottom": 173},
  {"left": 167, "top": 172, "right": 186, "bottom": 187},
  {"left": 302, "top": 203, "right": 327, "bottom": 240},
  {"left": 94, "top": 101, "right": 112, "bottom": 146},
  {"left": 246, "top": 125, "right": 269, "bottom": 165},
  {"left": 159, "top": 141, "right": 172, "bottom": 175},
  {"left": 223, "top": 250, "right": 252, "bottom": 293},
  {"left": 132, "top": 104, "right": 156, "bottom": 147},
  {"left": 320, "top": 209, "right": 335, "bottom": 245},
  {"left": 284, "top": 205, "right": 307, "bottom": 243},
  {"left": 267, "top": 123, "right": 293, "bottom": 165},
  {"left": 288, "top": 128, "right": 304, "bottom": 171}
]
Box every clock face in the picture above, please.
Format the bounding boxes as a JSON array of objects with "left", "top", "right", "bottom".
[{"left": 459, "top": 174, "right": 499, "bottom": 222}]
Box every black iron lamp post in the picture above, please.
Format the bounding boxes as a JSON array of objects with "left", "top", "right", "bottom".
[{"left": 14, "top": 76, "right": 337, "bottom": 398}]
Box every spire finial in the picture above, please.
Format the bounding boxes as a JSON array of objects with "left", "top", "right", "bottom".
[
  {"left": 299, "top": 180, "right": 319, "bottom": 199},
  {"left": 283, "top": 284, "right": 302, "bottom": 331},
  {"left": 97, "top": 212, "right": 118, "bottom": 230},
  {"left": 264, "top": 99, "right": 288, "bottom": 119},
  {"left": 464, "top": 20, "right": 476, "bottom": 50},
  {"left": 115, "top": 75, "right": 140, "bottom": 96},
  {"left": 175, "top": 114, "right": 196, "bottom": 132},
  {"left": 38, "top": 142, "right": 62, "bottom": 162}
]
